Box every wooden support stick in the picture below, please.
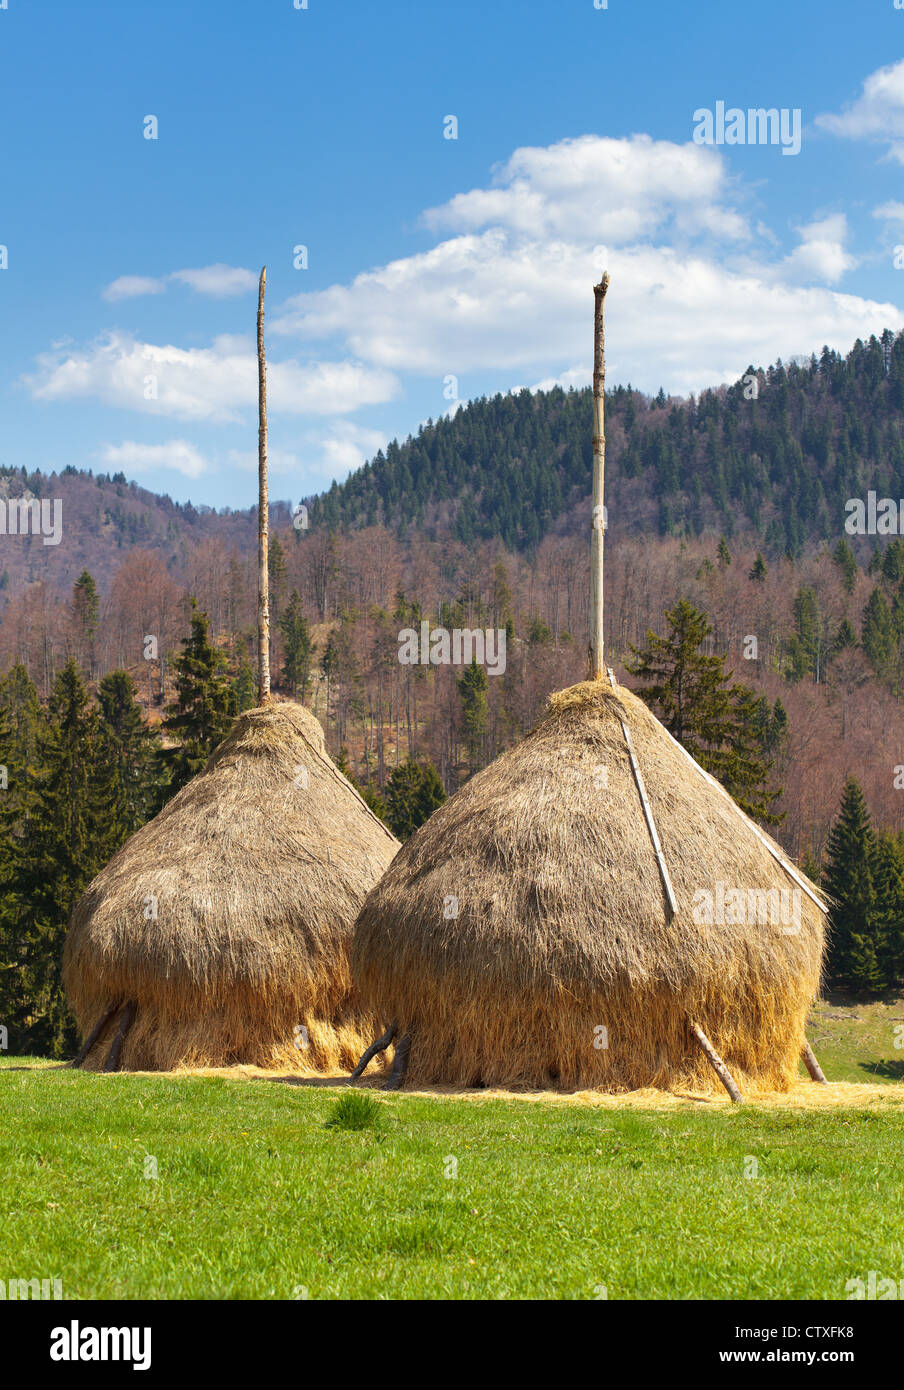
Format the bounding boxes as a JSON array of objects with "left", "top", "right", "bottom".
[
  {"left": 70, "top": 999, "right": 122, "bottom": 1068},
  {"left": 658, "top": 719, "right": 827, "bottom": 915},
  {"left": 589, "top": 274, "right": 609, "bottom": 681},
  {"left": 689, "top": 1019, "right": 744, "bottom": 1103},
  {"left": 257, "top": 266, "right": 271, "bottom": 705},
  {"left": 619, "top": 715, "right": 678, "bottom": 919},
  {"left": 383, "top": 1032, "right": 411, "bottom": 1092},
  {"left": 103, "top": 1001, "right": 137, "bottom": 1074},
  {"left": 801, "top": 1039, "right": 828, "bottom": 1084},
  {"left": 349, "top": 1022, "right": 398, "bottom": 1081}
]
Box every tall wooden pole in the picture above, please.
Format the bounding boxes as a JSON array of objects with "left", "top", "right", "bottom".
[
  {"left": 257, "top": 266, "right": 271, "bottom": 704},
  {"left": 589, "top": 273, "right": 609, "bottom": 681}
]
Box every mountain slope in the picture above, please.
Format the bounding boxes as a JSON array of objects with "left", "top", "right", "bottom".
[{"left": 308, "top": 330, "right": 904, "bottom": 555}]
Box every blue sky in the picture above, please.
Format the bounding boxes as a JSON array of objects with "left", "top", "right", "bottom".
[{"left": 2, "top": 0, "right": 904, "bottom": 509}]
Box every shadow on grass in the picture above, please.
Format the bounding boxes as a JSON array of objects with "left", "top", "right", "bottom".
[{"left": 858, "top": 1059, "right": 904, "bottom": 1081}]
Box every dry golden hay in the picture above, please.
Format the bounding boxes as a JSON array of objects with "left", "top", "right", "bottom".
[
  {"left": 64, "top": 701, "right": 399, "bottom": 1072},
  {"left": 352, "top": 680, "right": 828, "bottom": 1096}
]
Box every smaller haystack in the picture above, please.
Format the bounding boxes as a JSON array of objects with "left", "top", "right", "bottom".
[
  {"left": 64, "top": 701, "right": 399, "bottom": 1072},
  {"left": 351, "top": 679, "right": 826, "bottom": 1095}
]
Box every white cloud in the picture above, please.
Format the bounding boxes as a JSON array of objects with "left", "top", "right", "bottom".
[
  {"left": 777, "top": 215, "right": 855, "bottom": 285},
  {"left": 101, "top": 264, "right": 258, "bottom": 302},
  {"left": 423, "top": 133, "right": 751, "bottom": 245},
  {"left": 874, "top": 201, "right": 904, "bottom": 225},
  {"left": 816, "top": 60, "right": 904, "bottom": 162},
  {"left": 102, "top": 276, "right": 167, "bottom": 302},
  {"left": 101, "top": 440, "right": 209, "bottom": 478},
  {"left": 319, "top": 422, "right": 390, "bottom": 477},
  {"left": 270, "top": 133, "right": 901, "bottom": 396},
  {"left": 23, "top": 332, "right": 400, "bottom": 422},
  {"left": 169, "top": 264, "right": 259, "bottom": 296}
]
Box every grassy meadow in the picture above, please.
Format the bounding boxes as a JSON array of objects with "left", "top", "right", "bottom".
[{"left": 2, "top": 998, "right": 902, "bottom": 1301}]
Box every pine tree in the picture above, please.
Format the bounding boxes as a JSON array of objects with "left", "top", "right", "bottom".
[
  {"left": 279, "top": 589, "right": 316, "bottom": 702},
  {"left": 71, "top": 569, "right": 100, "bottom": 677},
  {"left": 861, "top": 587, "right": 898, "bottom": 680},
  {"left": 94, "top": 670, "right": 162, "bottom": 854},
  {"left": 268, "top": 534, "right": 288, "bottom": 631},
  {"left": 8, "top": 662, "right": 106, "bottom": 1054},
  {"left": 385, "top": 759, "right": 447, "bottom": 839},
  {"left": 832, "top": 538, "right": 858, "bottom": 594},
  {"left": 872, "top": 832, "right": 904, "bottom": 988},
  {"left": 748, "top": 552, "right": 767, "bottom": 583},
  {"left": 822, "top": 778, "right": 883, "bottom": 991},
  {"left": 162, "top": 602, "right": 234, "bottom": 794},
  {"left": 457, "top": 659, "right": 489, "bottom": 776},
  {"left": 786, "top": 586, "right": 822, "bottom": 682},
  {"left": 716, "top": 536, "right": 732, "bottom": 569},
  {"left": 627, "top": 599, "right": 782, "bottom": 822}
]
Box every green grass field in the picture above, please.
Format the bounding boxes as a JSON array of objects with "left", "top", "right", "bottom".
[{"left": 2, "top": 999, "right": 902, "bottom": 1301}]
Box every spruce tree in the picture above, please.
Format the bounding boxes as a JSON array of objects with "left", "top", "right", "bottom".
[
  {"left": 832, "top": 538, "right": 858, "bottom": 594},
  {"left": 872, "top": 832, "right": 904, "bottom": 988},
  {"left": 748, "top": 552, "right": 767, "bottom": 583},
  {"left": 627, "top": 599, "right": 782, "bottom": 822},
  {"left": 95, "top": 670, "right": 162, "bottom": 853},
  {"left": 280, "top": 589, "right": 316, "bottom": 702},
  {"left": 385, "top": 759, "right": 447, "bottom": 840},
  {"left": 71, "top": 569, "right": 100, "bottom": 677},
  {"left": 162, "top": 602, "right": 234, "bottom": 794},
  {"left": 457, "top": 659, "right": 488, "bottom": 776},
  {"left": 822, "top": 778, "right": 883, "bottom": 991},
  {"left": 9, "top": 662, "right": 105, "bottom": 1054},
  {"left": 861, "top": 587, "right": 897, "bottom": 680}
]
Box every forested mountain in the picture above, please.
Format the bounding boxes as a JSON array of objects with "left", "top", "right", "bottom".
[
  {"left": 309, "top": 330, "right": 904, "bottom": 555},
  {"left": 0, "top": 464, "right": 295, "bottom": 594},
  {"left": 6, "top": 330, "right": 904, "bottom": 1048}
]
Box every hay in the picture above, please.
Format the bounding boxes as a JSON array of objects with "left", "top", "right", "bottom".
[
  {"left": 352, "top": 680, "right": 827, "bottom": 1095},
  {"left": 64, "top": 701, "right": 399, "bottom": 1072}
]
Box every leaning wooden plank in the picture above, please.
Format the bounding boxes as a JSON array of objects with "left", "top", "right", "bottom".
[
  {"left": 70, "top": 999, "right": 122, "bottom": 1068},
  {"left": 801, "top": 1039, "right": 828, "bottom": 1084},
  {"left": 103, "top": 1001, "right": 137, "bottom": 1073},
  {"left": 689, "top": 1019, "right": 744, "bottom": 1103}
]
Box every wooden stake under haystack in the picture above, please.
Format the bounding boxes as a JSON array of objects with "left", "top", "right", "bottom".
[
  {"left": 350, "top": 276, "right": 829, "bottom": 1098},
  {"left": 63, "top": 269, "right": 400, "bottom": 1073}
]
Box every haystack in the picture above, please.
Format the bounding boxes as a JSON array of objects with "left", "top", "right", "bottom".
[
  {"left": 350, "top": 274, "right": 828, "bottom": 1097},
  {"left": 64, "top": 267, "right": 400, "bottom": 1072},
  {"left": 351, "top": 678, "right": 825, "bottom": 1094},
  {"left": 64, "top": 700, "right": 400, "bottom": 1071}
]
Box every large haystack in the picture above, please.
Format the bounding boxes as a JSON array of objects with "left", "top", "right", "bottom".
[
  {"left": 64, "top": 701, "right": 399, "bottom": 1072},
  {"left": 352, "top": 679, "right": 826, "bottom": 1095}
]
